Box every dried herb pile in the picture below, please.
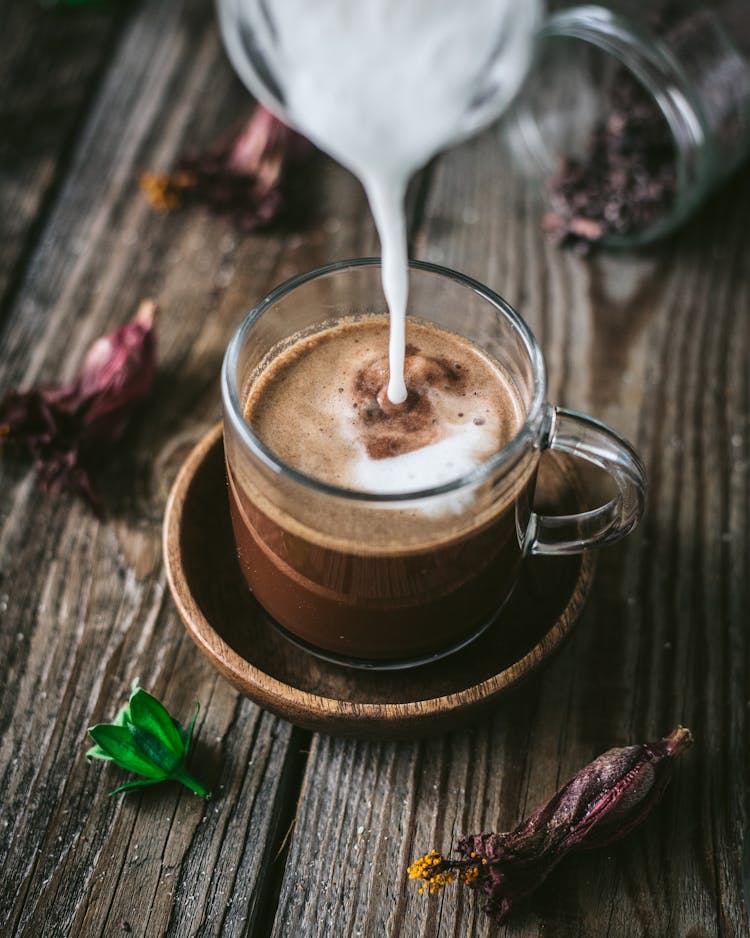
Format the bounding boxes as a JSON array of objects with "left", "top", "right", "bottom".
[{"left": 543, "top": 72, "right": 677, "bottom": 249}]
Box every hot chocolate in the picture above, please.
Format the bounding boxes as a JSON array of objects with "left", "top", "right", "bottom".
[
  {"left": 226, "top": 316, "right": 536, "bottom": 662},
  {"left": 246, "top": 317, "right": 522, "bottom": 499}
]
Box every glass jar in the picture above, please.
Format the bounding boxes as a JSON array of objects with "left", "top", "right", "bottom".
[{"left": 501, "top": 1, "right": 750, "bottom": 248}]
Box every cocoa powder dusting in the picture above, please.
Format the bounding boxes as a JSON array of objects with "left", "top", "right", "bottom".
[{"left": 352, "top": 345, "right": 467, "bottom": 459}]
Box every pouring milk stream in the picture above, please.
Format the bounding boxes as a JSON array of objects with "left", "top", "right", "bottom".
[{"left": 218, "top": 0, "right": 541, "bottom": 405}]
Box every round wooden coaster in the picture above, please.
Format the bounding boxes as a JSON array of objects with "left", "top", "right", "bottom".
[{"left": 164, "top": 424, "right": 595, "bottom": 738}]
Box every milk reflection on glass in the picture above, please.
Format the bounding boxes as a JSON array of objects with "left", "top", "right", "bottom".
[{"left": 217, "top": 0, "right": 542, "bottom": 402}]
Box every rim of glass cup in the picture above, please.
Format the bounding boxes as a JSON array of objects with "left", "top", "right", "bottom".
[{"left": 221, "top": 257, "right": 547, "bottom": 503}]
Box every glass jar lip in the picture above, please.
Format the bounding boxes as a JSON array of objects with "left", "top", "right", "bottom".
[{"left": 221, "top": 257, "right": 547, "bottom": 503}]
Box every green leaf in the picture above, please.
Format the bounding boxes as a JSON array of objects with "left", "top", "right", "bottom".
[
  {"left": 171, "top": 767, "right": 212, "bottom": 799},
  {"left": 184, "top": 703, "right": 200, "bottom": 753},
  {"left": 86, "top": 743, "right": 115, "bottom": 762},
  {"left": 111, "top": 702, "right": 132, "bottom": 728},
  {"left": 109, "top": 778, "right": 163, "bottom": 796},
  {"left": 129, "top": 688, "right": 185, "bottom": 760},
  {"left": 87, "top": 724, "right": 166, "bottom": 779},
  {"left": 104, "top": 680, "right": 139, "bottom": 728},
  {"left": 86, "top": 680, "right": 211, "bottom": 799},
  {"left": 174, "top": 718, "right": 187, "bottom": 746},
  {"left": 129, "top": 724, "right": 182, "bottom": 774}
]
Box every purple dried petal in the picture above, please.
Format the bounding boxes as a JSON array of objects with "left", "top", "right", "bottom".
[
  {"left": 0, "top": 300, "right": 157, "bottom": 512},
  {"left": 75, "top": 299, "right": 156, "bottom": 438},
  {"left": 225, "top": 104, "right": 311, "bottom": 183},
  {"left": 409, "top": 726, "right": 692, "bottom": 925},
  {"left": 140, "top": 105, "right": 313, "bottom": 230}
]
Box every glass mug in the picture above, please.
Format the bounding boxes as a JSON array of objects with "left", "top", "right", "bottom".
[{"left": 221, "top": 259, "right": 646, "bottom": 668}]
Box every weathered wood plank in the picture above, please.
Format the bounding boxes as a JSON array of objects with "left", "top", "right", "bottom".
[
  {"left": 0, "top": 0, "right": 129, "bottom": 311},
  {"left": 270, "top": 128, "right": 750, "bottom": 936},
  {"left": 3, "top": 1, "right": 748, "bottom": 935},
  {"left": 0, "top": 0, "right": 379, "bottom": 936}
]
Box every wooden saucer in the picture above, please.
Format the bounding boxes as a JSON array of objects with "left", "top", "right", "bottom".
[{"left": 164, "top": 424, "right": 595, "bottom": 738}]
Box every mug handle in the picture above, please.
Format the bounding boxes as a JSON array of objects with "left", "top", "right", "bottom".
[{"left": 525, "top": 406, "right": 647, "bottom": 556}]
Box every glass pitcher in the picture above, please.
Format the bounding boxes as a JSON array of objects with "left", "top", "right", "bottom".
[{"left": 216, "top": 0, "right": 542, "bottom": 174}]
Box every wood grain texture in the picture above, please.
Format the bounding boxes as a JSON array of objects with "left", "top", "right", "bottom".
[
  {"left": 1, "top": 0, "right": 748, "bottom": 935},
  {"left": 0, "top": 0, "right": 374, "bottom": 936},
  {"left": 269, "top": 130, "right": 750, "bottom": 935},
  {"left": 0, "top": 0, "right": 129, "bottom": 312}
]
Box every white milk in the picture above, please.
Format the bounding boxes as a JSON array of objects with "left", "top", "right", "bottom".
[
  {"left": 352, "top": 423, "right": 499, "bottom": 496},
  {"left": 220, "top": 0, "right": 541, "bottom": 407}
]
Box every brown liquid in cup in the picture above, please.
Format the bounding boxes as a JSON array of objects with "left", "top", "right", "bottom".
[{"left": 226, "top": 318, "right": 538, "bottom": 662}]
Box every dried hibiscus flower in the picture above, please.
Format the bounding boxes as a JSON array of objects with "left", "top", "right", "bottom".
[
  {"left": 0, "top": 299, "right": 156, "bottom": 512},
  {"left": 542, "top": 70, "right": 677, "bottom": 251},
  {"left": 140, "top": 105, "right": 314, "bottom": 230},
  {"left": 408, "top": 726, "right": 692, "bottom": 924}
]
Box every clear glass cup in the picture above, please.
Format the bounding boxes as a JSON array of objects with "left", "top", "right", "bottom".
[{"left": 222, "top": 259, "right": 647, "bottom": 668}]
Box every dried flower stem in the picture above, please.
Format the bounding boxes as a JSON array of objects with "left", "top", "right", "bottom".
[{"left": 408, "top": 726, "right": 693, "bottom": 924}]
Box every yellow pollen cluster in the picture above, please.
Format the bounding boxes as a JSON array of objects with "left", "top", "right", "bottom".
[
  {"left": 407, "top": 850, "right": 457, "bottom": 895},
  {"left": 139, "top": 172, "right": 195, "bottom": 211},
  {"left": 461, "top": 865, "right": 480, "bottom": 885}
]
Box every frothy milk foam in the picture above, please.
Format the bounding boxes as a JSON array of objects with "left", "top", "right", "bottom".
[{"left": 247, "top": 319, "right": 524, "bottom": 503}]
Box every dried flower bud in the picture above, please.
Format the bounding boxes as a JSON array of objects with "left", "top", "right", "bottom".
[
  {"left": 140, "top": 105, "right": 313, "bottom": 230},
  {"left": 0, "top": 300, "right": 156, "bottom": 512},
  {"left": 408, "top": 726, "right": 693, "bottom": 924}
]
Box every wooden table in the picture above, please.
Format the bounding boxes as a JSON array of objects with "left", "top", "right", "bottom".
[{"left": 1, "top": 2, "right": 748, "bottom": 936}]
